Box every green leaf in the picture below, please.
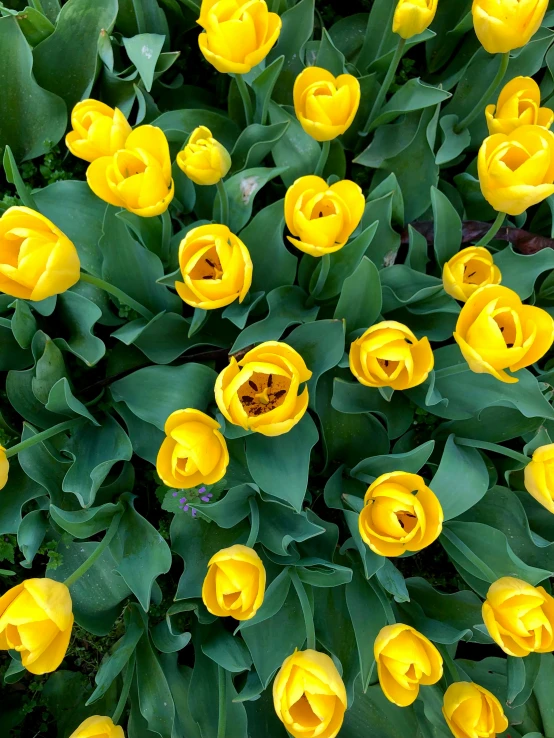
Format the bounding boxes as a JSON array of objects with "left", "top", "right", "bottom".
[
  {"left": 355, "top": 0, "right": 396, "bottom": 71},
  {"left": 361, "top": 194, "right": 401, "bottom": 269},
  {"left": 315, "top": 28, "right": 345, "bottom": 75},
  {"left": 498, "top": 244, "right": 554, "bottom": 300},
  {"left": 192, "top": 484, "right": 257, "bottom": 528},
  {"left": 230, "top": 122, "right": 289, "bottom": 173},
  {"left": 123, "top": 33, "right": 164, "bottom": 91},
  {"left": 11, "top": 300, "right": 37, "bottom": 349},
  {"left": 369, "top": 78, "right": 451, "bottom": 131},
  {"left": 217, "top": 165, "right": 288, "bottom": 232},
  {"left": 268, "top": 102, "right": 320, "bottom": 186},
  {"left": 153, "top": 109, "right": 240, "bottom": 152},
  {"left": 223, "top": 291, "right": 265, "bottom": 329},
  {"left": 45, "top": 377, "right": 98, "bottom": 424},
  {"left": 507, "top": 653, "right": 540, "bottom": 708},
  {"left": 252, "top": 55, "right": 284, "bottom": 124},
  {"left": 50, "top": 501, "right": 122, "bottom": 539},
  {"left": 237, "top": 568, "right": 291, "bottom": 633},
  {"left": 151, "top": 618, "right": 191, "bottom": 654},
  {"left": 436, "top": 114, "right": 471, "bottom": 166},
  {"left": 534, "top": 654, "right": 554, "bottom": 738},
  {"left": 431, "top": 186, "right": 462, "bottom": 265},
  {"left": 135, "top": 629, "right": 176, "bottom": 738},
  {"left": 0, "top": 322, "right": 32, "bottom": 371},
  {"left": 0, "top": 463, "right": 45, "bottom": 535},
  {"left": 53, "top": 291, "right": 105, "bottom": 367},
  {"left": 30, "top": 334, "right": 68, "bottom": 405},
  {"left": 267, "top": 0, "right": 314, "bottom": 104},
  {"left": 407, "top": 225, "right": 430, "bottom": 273},
  {"left": 201, "top": 620, "right": 252, "bottom": 672},
  {"left": 14, "top": 6, "right": 55, "bottom": 46},
  {"left": 431, "top": 435, "right": 489, "bottom": 520},
  {"left": 351, "top": 440, "right": 435, "bottom": 480},
  {"left": 341, "top": 678, "right": 420, "bottom": 737},
  {"left": 333, "top": 256, "right": 382, "bottom": 334},
  {"left": 17, "top": 509, "right": 47, "bottom": 568},
  {"left": 257, "top": 497, "right": 325, "bottom": 556}
]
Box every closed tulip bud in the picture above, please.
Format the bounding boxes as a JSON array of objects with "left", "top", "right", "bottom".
[
  {"left": 442, "top": 682, "right": 508, "bottom": 738},
  {"left": 87, "top": 125, "right": 174, "bottom": 217},
  {"left": 454, "top": 285, "right": 554, "bottom": 383},
  {"left": 273, "top": 649, "right": 347, "bottom": 738},
  {"left": 284, "top": 175, "right": 364, "bottom": 257},
  {"left": 486, "top": 77, "right": 554, "bottom": 136},
  {"left": 393, "top": 0, "right": 438, "bottom": 40},
  {"left": 65, "top": 99, "right": 132, "bottom": 163},
  {"left": 294, "top": 67, "right": 360, "bottom": 142},
  {"left": 69, "top": 716, "right": 124, "bottom": 738},
  {"left": 0, "top": 578, "right": 73, "bottom": 674},
  {"left": 359, "top": 471, "right": 443, "bottom": 557},
  {"left": 375, "top": 624, "right": 443, "bottom": 706},
  {"left": 525, "top": 443, "right": 554, "bottom": 513},
  {"left": 175, "top": 224, "right": 252, "bottom": 310},
  {"left": 472, "top": 0, "right": 548, "bottom": 54},
  {"left": 0, "top": 447, "right": 8, "bottom": 490},
  {"left": 215, "top": 341, "right": 312, "bottom": 436},
  {"left": 482, "top": 577, "right": 554, "bottom": 656},
  {"left": 156, "top": 409, "right": 229, "bottom": 489},
  {"left": 478, "top": 126, "right": 554, "bottom": 216},
  {"left": 443, "top": 247, "right": 501, "bottom": 303},
  {"left": 0, "top": 207, "right": 80, "bottom": 301},
  {"left": 197, "top": 0, "right": 281, "bottom": 74},
  {"left": 349, "top": 321, "right": 434, "bottom": 390},
  {"left": 202, "top": 544, "right": 266, "bottom": 620},
  {"left": 177, "top": 126, "right": 231, "bottom": 186}
]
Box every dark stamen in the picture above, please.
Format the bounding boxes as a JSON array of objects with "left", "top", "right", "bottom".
[
  {"left": 267, "top": 374, "right": 273, "bottom": 387},
  {"left": 467, "top": 271, "right": 477, "bottom": 278},
  {"left": 202, "top": 276, "right": 212, "bottom": 279},
  {"left": 507, "top": 343, "right": 513, "bottom": 348},
  {"left": 249, "top": 381, "right": 258, "bottom": 391},
  {"left": 273, "top": 389, "right": 286, "bottom": 399},
  {"left": 384, "top": 360, "right": 389, "bottom": 367},
  {"left": 241, "top": 396, "right": 253, "bottom": 404},
  {"left": 205, "top": 259, "right": 216, "bottom": 267}
]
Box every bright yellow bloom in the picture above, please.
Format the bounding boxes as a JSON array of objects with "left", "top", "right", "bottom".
[
  {"left": 443, "top": 247, "right": 501, "bottom": 303},
  {"left": 284, "top": 175, "right": 364, "bottom": 257},
  {"left": 442, "top": 682, "right": 508, "bottom": 738},
  {"left": 525, "top": 443, "right": 554, "bottom": 513},
  {"left": 293, "top": 67, "right": 360, "bottom": 142},
  {"left": 375, "top": 624, "right": 443, "bottom": 707},
  {"left": 197, "top": 0, "right": 281, "bottom": 74},
  {"left": 0, "top": 578, "right": 73, "bottom": 674},
  {"left": 156, "top": 409, "right": 228, "bottom": 489},
  {"left": 65, "top": 99, "right": 132, "bottom": 163},
  {"left": 273, "top": 649, "right": 347, "bottom": 738},
  {"left": 393, "top": 0, "right": 438, "bottom": 39},
  {"left": 69, "top": 716, "right": 124, "bottom": 738},
  {"left": 472, "top": 0, "right": 548, "bottom": 54},
  {"left": 349, "top": 321, "right": 434, "bottom": 390},
  {"left": 202, "top": 544, "right": 265, "bottom": 620},
  {"left": 215, "top": 341, "right": 312, "bottom": 436},
  {"left": 454, "top": 285, "right": 554, "bottom": 384},
  {"left": 177, "top": 126, "right": 231, "bottom": 186},
  {"left": 482, "top": 577, "right": 554, "bottom": 656},
  {"left": 175, "top": 224, "right": 252, "bottom": 310},
  {"left": 0, "top": 447, "right": 8, "bottom": 490},
  {"left": 359, "top": 471, "right": 443, "bottom": 557},
  {"left": 87, "top": 125, "right": 174, "bottom": 217},
  {"left": 478, "top": 125, "right": 554, "bottom": 216},
  {"left": 0, "top": 207, "right": 80, "bottom": 301},
  {"left": 486, "top": 77, "right": 554, "bottom": 136}
]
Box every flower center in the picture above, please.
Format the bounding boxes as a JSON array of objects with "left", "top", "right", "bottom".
[
  {"left": 238, "top": 371, "right": 291, "bottom": 416},
  {"left": 493, "top": 309, "right": 518, "bottom": 348},
  {"left": 396, "top": 510, "right": 418, "bottom": 533},
  {"left": 377, "top": 358, "right": 400, "bottom": 376},
  {"left": 463, "top": 259, "right": 489, "bottom": 285},
  {"left": 289, "top": 695, "right": 322, "bottom": 728},
  {"left": 189, "top": 247, "right": 224, "bottom": 280},
  {"left": 310, "top": 196, "right": 338, "bottom": 220}
]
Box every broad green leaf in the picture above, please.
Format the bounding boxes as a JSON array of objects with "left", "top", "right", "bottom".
[
  {"left": 268, "top": 102, "right": 320, "bottom": 185},
  {"left": 252, "top": 55, "right": 284, "bottom": 124},
  {"left": 236, "top": 568, "right": 291, "bottom": 632},
  {"left": 53, "top": 291, "right": 105, "bottom": 367},
  {"left": 17, "top": 509, "right": 47, "bottom": 568},
  {"left": 201, "top": 621, "right": 252, "bottom": 672},
  {"left": 0, "top": 323, "right": 32, "bottom": 371},
  {"left": 193, "top": 484, "right": 257, "bottom": 528},
  {"left": 341, "top": 676, "right": 419, "bottom": 737},
  {"left": 498, "top": 244, "right": 554, "bottom": 300},
  {"left": 431, "top": 435, "right": 489, "bottom": 520},
  {"left": 50, "top": 501, "right": 123, "bottom": 539},
  {"left": 0, "top": 463, "right": 45, "bottom": 535},
  {"left": 45, "top": 377, "right": 97, "bottom": 423},
  {"left": 135, "top": 630, "right": 175, "bottom": 738},
  {"left": 230, "top": 122, "right": 289, "bottom": 172},
  {"left": 257, "top": 497, "right": 325, "bottom": 555},
  {"left": 351, "top": 440, "right": 435, "bottom": 480},
  {"left": 223, "top": 291, "right": 265, "bottom": 329},
  {"left": 18, "top": 423, "right": 70, "bottom": 506},
  {"left": 158, "top": 655, "right": 202, "bottom": 738},
  {"left": 534, "top": 654, "right": 554, "bottom": 737},
  {"left": 15, "top": 7, "right": 55, "bottom": 46},
  {"left": 431, "top": 186, "right": 462, "bottom": 265},
  {"left": 267, "top": 0, "right": 314, "bottom": 104},
  {"left": 11, "top": 300, "right": 36, "bottom": 349},
  {"left": 369, "top": 78, "right": 451, "bottom": 131},
  {"left": 217, "top": 165, "right": 288, "bottom": 232},
  {"left": 334, "top": 257, "right": 382, "bottom": 333},
  {"left": 507, "top": 653, "right": 540, "bottom": 708},
  {"left": 151, "top": 618, "right": 191, "bottom": 654},
  {"left": 407, "top": 225, "right": 430, "bottom": 273},
  {"left": 436, "top": 114, "right": 471, "bottom": 166},
  {"left": 123, "top": 33, "right": 164, "bottom": 91},
  {"left": 315, "top": 28, "right": 345, "bottom": 75},
  {"left": 153, "top": 109, "right": 240, "bottom": 151}
]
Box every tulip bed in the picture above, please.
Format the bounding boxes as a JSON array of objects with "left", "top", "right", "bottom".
[{"left": 5, "top": 0, "right": 554, "bottom": 737}]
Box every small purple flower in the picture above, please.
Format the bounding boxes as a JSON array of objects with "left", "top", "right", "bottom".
[
  {"left": 184, "top": 504, "right": 189, "bottom": 512},
  {"left": 201, "top": 496, "right": 210, "bottom": 502},
  {"left": 180, "top": 497, "right": 187, "bottom": 504},
  {"left": 191, "top": 508, "right": 197, "bottom": 517},
  {"left": 198, "top": 486, "right": 206, "bottom": 493},
  {"left": 172, "top": 491, "right": 178, "bottom": 497}
]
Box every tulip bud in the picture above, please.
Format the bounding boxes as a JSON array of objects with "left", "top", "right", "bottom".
[
  {"left": 69, "top": 716, "right": 124, "bottom": 738},
  {"left": 442, "top": 682, "right": 508, "bottom": 738},
  {"left": 486, "top": 77, "right": 554, "bottom": 136},
  {"left": 472, "top": 0, "right": 548, "bottom": 54},
  {"left": 393, "top": 0, "right": 438, "bottom": 40},
  {"left": 177, "top": 126, "right": 231, "bottom": 186},
  {"left": 202, "top": 544, "right": 266, "bottom": 620},
  {"left": 0, "top": 446, "right": 8, "bottom": 490},
  {"left": 525, "top": 443, "right": 554, "bottom": 513},
  {"left": 442, "top": 246, "right": 501, "bottom": 303},
  {"left": 66, "top": 99, "right": 131, "bottom": 162}
]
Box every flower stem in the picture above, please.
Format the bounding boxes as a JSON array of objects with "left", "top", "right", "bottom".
[
  {"left": 235, "top": 75, "right": 253, "bottom": 127},
  {"left": 290, "top": 570, "right": 316, "bottom": 651},
  {"left": 63, "top": 513, "right": 123, "bottom": 588},
  {"left": 246, "top": 496, "right": 259, "bottom": 548},
  {"left": 217, "top": 665, "right": 227, "bottom": 738},
  {"left": 360, "top": 37, "right": 406, "bottom": 136},
  {"left": 112, "top": 652, "right": 135, "bottom": 725},
  {"left": 455, "top": 437, "right": 529, "bottom": 466},
  {"left": 216, "top": 180, "right": 230, "bottom": 227},
  {"left": 455, "top": 51, "right": 510, "bottom": 133},
  {"left": 314, "top": 141, "right": 330, "bottom": 177},
  {"left": 4, "top": 418, "right": 84, "bottom": 458},
  {"left": 476, "top": 211, "right": 506, "bottom": 247},
  {"left": 80, "top": 273, "right": 154, "bottom": 321}
]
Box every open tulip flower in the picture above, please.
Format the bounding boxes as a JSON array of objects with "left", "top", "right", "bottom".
[
  {"left": 486, "top": 77, "right": 554, "bottom": 136},
  {"left": 442, "top": 682, "right": 508, "bottom": 738},
  {"left": 472, "top": 0, "right": 549, "bottom": 53},
  {"left": 293, "top": 67, "right": 360, "bottom": 141},
  {"left": 66, "top": 99, "right": 131, "bottom": 162},
  {"left": 442, "top": 246, "right": 501, "bottom": 302}
]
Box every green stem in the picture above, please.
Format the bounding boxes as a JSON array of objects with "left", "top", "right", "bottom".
[
  {"left": 314, "top": 140, "right": 330, "bottom": 177},
  {"left": 360, "top": 37, "right": 406, "bottom": 136},
  {"left": 217, "top": 665, "right": 227, "bottom": 738},
  {"left": 455, "top": 52, "right": 510, "bottom": 133},
  {"left": 290, "top": 570, "right": 316, "bottom": 651},
  {"left": 63, "top": 513, "right": 123, "bottom": 588},
  {"left": 216, "top": 180, "right": 229, "bottom": 227},
  {"left": 5, "top": 418, "right": 84, "bottom": 458},
  {"left": 246, "top": 497, "right": 259, "bottom": 548},
  {"left": 80, "top": 273, "right": 154, "bottom": 321},
  {"left": 310, "top": 253, "right": 331, "bottom": 300},
  {"left": 455, "top": 437, "right": 529, "bottom": 466},
  {"left": 476, "top": 211, "right": 506, "bottom": 247},
  {"left": 235, "top": 75, "right": 253, "bottom": 127},
  {"left": 112, "top": 652, "right": 135, "bottom": 725}
]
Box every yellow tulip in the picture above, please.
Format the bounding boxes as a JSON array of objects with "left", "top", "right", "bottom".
[
  {"left": 215, "top": 341, "right": 312, "bottom": 436},
  {"left": 176, "top": 126, "right": 231, "bottom": 186},
  {"left": 175, "top": 224, "right": 252, "bottom": 310},
  {"left": 482, "top": 576, "right": 554, "bottom": 656},
  {"left": 525, "top": 443, "right": 554, "bottom": 513},
  {"left": 293, "top": 67, "right": 360, "bottom": 142},
  {"left": 87, "top": 125, "right": 174, "bottom": 217},
  {"left": 442, "top": 246, "right": 501, "bottom": 303},
  {"left": 443, "top": 682, "right": 508, "bottom": 738},
  {"left": 0, "top": 578, "right": 73, "bottom": 674},
  {"left": 453, "top": 284, "right": 554, "bottom": 384},
  {"left": 375, "top": 624, "right": 443, "bottom": 706},
  {"left": 486, "top": 77, "right": 554, "bottom": 136},
  {"left": 359, "top": 471, "right": 443, "bottom": 557},
  {"left": 69, "top": 716, "right": 124, "bottom": 738},
  {"left": 478, "top": 125, "right": 554, "bottom": 217},
  {"left": 65, "top": 99, "right": 132, "bottom": 163},
  {"left": 202, "top": 544, "right": 266, "bottom": 620},
  {"left": 273, "top": 649, "right": 347, "bottom": 738},
  {"left": 284, "top": 175, "right": 364, "bottom": 257},
  {"left": 0, "top": 446, "right": 8, "bottom": 490},
  {"left": 197, "top": 0, "right": 281, "bottom": 74},
  {"left": 349, "top": 321, "right": 434, "bottom": 390},
  {"left": 393, "top": 0, "right": 438, "bottom": 39},
  {"left": 0, "top": 207, "right": 80, "bottom": 301},
  {"left": 156, "top": 408, "right": 229, "bottom": 489},
  {"left": 472, "top": 0, "right": 548, "bottom": 54}
]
